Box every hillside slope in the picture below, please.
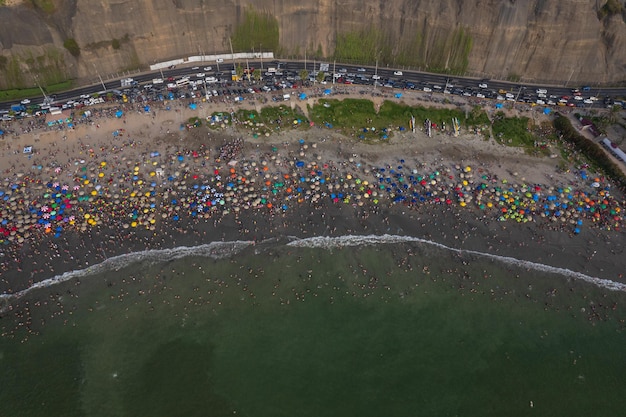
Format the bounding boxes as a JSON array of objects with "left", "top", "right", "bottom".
[{"left": 1, "top": 0, "right": 625, "bottom": 89}]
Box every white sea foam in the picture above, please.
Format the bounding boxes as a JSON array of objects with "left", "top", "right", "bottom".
[
  {"left": 0, "top": 240, "right": 253, "bottom": 307},
  {"left": 287, "top": 234, "right": 626, "bottom": 292}
]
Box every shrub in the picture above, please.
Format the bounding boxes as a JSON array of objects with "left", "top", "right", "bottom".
[
  {"left": 63, "top": 38, "right": 80, "bottom": 57},
  {"left": 112, "top": 38, "right": 121, "bottom": 50},
  {"left": 553, "top": 114, "right": 626, "bottom": 191}
]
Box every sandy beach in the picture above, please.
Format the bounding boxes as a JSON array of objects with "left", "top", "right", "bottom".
[{"left": 1, "top": 86, "right": 625, "bottom": 301}]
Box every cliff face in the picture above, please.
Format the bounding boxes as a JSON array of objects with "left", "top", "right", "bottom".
[{"left": 1, "top": 0, "right": 625, "bottom": 89}]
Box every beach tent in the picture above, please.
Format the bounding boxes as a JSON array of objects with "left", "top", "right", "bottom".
[
  {"left": 395, "top": 93, "right": 403, "bottom": 98},
  {"left": 299, "top": 93, "right": 307, "bottom": 100},
  {"left": 543, "top": 107, "right": 551, "bottom": 115},
  {"left": 115, "top": 110, "right": 124, "bottom": 118},
  {"left": 144, "top": 105, "right": 151, "bottom": 112},
  {"left": 189, "top": 103, "right": 197, "bottom": 110},
  {"left": 495, "top": 103, "right": 504, "bottom": 109},
  {"left": 0, "top": 130, "right": 4, "bottom": 135},
  {"left": 323, "top": 89, "right": 332, "bottom": 95}
]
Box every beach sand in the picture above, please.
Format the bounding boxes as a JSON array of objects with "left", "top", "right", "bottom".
[{"left": 0, "top": 87, "right": 624, "bottom": 301}]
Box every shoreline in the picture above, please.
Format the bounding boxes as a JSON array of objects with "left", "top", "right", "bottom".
[{"left": 1, "top": 89, "right": 625, "bottom": 299}]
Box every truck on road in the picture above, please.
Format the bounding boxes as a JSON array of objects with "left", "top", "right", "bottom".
[{"left": 121, "top": 78, "right": 136, "bottom": 87}]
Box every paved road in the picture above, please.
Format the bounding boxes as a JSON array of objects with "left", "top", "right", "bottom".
[{"left": 1, "top": 59, "right": 622, "bottom": 112}]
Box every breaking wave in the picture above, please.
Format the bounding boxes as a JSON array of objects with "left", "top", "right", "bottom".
[
  {"left": 0, "top": 240, "right": 253, "bottom": 308},
  {"left": 287, "top": 234, "right": 626, "bottom": 292}
]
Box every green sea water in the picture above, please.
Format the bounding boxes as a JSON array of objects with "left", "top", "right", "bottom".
[{"left": 1, "top": 240, "right": 626, "bottom": 417}]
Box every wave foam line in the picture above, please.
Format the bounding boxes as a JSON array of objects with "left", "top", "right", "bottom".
[
  {"left": 0, "top": 240, "right": 254, "bottom": 306},
  {"left": 287, "top": 234, "right": 626, "bottom": 292}
]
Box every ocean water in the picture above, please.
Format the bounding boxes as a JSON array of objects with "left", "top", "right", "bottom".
[{"left": 1, "top": 235, "right": 626, "bottom": 417}]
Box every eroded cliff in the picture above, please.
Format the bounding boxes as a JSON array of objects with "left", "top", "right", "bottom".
[{"left": 0, "top": 0, "right": 625, "bottom": 89}]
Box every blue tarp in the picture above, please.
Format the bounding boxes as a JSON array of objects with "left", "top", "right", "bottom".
[
  {"left": 495, "top": 103, "right": 504, "bottom": 109},
  {"left": 144, "top": 105, "right": 151, "bottom": 112},
  {"left": 0, "top": 130, "right": 4, "bottom": 135},
  {"left": 323, "top": 89, "right": 332, "bottom": 95},
  {"left": 189, "top": 103, "right": 197, "bottom": 110},
  {"left": 299, "top": 93, "right": 307, "bottom": 100},
  {"left": 115, "top": 110, "right": 124, "bottom": 118},
  {"left": 543, "top": 107, "right": 551, "bottom": 115},
  {"left": 395, "top": 93, "right": 403, "bottom": 98}
]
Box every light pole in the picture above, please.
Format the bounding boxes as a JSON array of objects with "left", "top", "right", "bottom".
[
  {"left": 374, "top": 56, "right": 379, "bottom": 89},
  {"left": 228, "top": 36, "right": 235, "bottom": 73},
  {"left": 33, "top": 75, "right": 48, "bottom": 102},
  {"left": 93, "top": 63, "right": 106, "bottom": 91},
  {"left": 260, "top": 43, "right": 263, "bottom": 71},
  {"left": 566, "top": 67, "right": 575, "bottom": 88}
]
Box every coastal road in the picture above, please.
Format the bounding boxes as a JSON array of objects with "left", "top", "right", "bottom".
[{"left": 1, "top": 59, "right": 623, "bottom": 112}]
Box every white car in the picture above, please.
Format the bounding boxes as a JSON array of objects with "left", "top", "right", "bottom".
[
  {"left": 478, "top": 83, "right": 488, "bottom": 89},
  {"left": 476, "top": 93, "right": 486, "bottom": 98},
  {"left": 536, "top": 88, "right": 548, "bottom": 94},
  {"left": 357, "top": 68, "right": 366, "bottom": 72},
  {"left": 393, "top": 71, "right": 403, "bottom": 76},
  {"left": 372, "top": 74, "right": 381, "bottom": 80},
  {"left": 196, "top": 73, "right": 205, "bottom": 78},
  {"left": 423, "top": 87, "right": 432, "bottom": 92},
  {"left": 20, "top": 99, "right": 31, "bottom": 105},
  {"left": 203, "top": 66, "right": 212, "bottom": 71}
]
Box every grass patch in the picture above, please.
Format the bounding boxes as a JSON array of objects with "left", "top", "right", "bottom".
[
  {"left": 309, "top": 99, "right": 468, "bottom": 140},
  {"left": 232, "top": 105, "right": 309, "bottom": 136},
  {"left": 0, "top": 80, "right": 74, "bottom": 103},
  {"left": 491, "top": 111, "right": 535, "bottom": 147}
]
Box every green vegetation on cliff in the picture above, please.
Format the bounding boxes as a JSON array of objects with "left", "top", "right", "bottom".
[
  {"left": 0, "top": 48, "right": 67, "bottom": 90},
  {"left": 597, "top": 0, "right": 624, "bottom": 20},
  {"left": 63, "top": 38, "right": 80, "bottom": 57},
  {"left": 231, "top": 8, "right": 279, "bottom": 53},
  {"left": 29, "top": 0, "right": 56, "bottom": 14},
  {"left": 333, "top": 27, "right": 472, "bottom": 75},
  {"left": 0, "top": 80, "right": 73, "bottom": 102}
]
